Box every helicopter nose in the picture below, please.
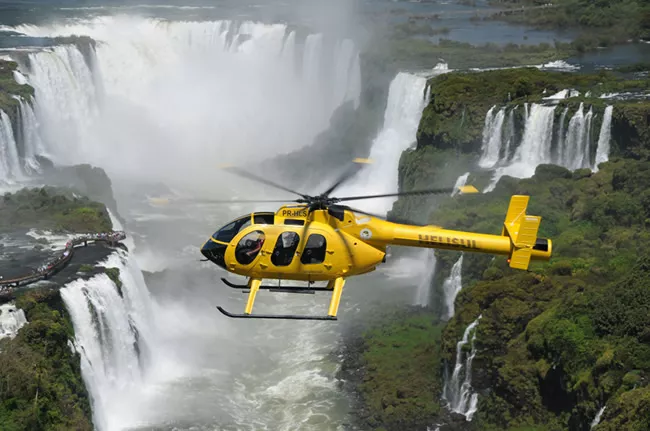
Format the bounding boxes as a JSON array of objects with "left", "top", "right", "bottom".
[{"left": 201, "top": 240, "right": 227, "bottom": 270}]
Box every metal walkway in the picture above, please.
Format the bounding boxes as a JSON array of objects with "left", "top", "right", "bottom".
[{"left": 0, "top": 231, "right": 127, "bottom": 291}]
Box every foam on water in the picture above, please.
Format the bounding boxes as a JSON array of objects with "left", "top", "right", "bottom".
[{"left": 0, "top": 304, "right": 28, "bottom": 341}]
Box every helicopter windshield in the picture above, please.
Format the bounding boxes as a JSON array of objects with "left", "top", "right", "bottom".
[{"left": 211, "top": 215, "right": 251, "bottom": 243}]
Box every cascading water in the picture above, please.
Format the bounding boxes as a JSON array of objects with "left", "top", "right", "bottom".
[
  {"left": 591, "top": 406, "right": 606, "bottom": 429},
  {"left": 485, "top": 104, "right": 556, "bottom": 191},
  {"left": 60, "top": 248, "right": 159, "bottom": 431},
  {"left": 7, "top": 16, "right": 361, "bottom": 189},
  {"left": 502, "top": 108, "right": 516, "bottom": 163},
  {"left": 1, "top": 12, "right": 456, "bottom": 431},
  {"left": 442, "top": 255, "right": 463, "bottom": 320},
  {"left": 443, "top": 315, "right": 482, "bottom": 421},
  {"left": 481, "top": 100, "right": 612, "bottom": 192},
  {"left": 451, "top": 172, "right": 470, "bottom": 196},
  {"left": 478, "top": 106, "right": 505, "bottom": 168},
  {"left": 0, "top": 110, "right": 22, "bottom": 182},
  {"left": 554, "top": 106, "right": 569, "bottom": 166},
  {"left": 594, "top": 105, "right": 614, "bottom": 170},
  {"left": 16, "top": 97, "right": 46, "bottom": 173},
  {"left": 414, "top": 249, "right": 437, "bottom": 306},
  {"left": 335, "top": 70, "right": 434, "bottom": 214},
  {"left": 0, "top": 303, "right": 28, "bottom": 341},
  {"left": 562, "top": 103, "right": 595, "bottom": 170}
]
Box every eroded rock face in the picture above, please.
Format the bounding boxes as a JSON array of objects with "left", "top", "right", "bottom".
[
  {"left": 0, "top": 185, "right": 125, "bottom": 431},
  {"left": 414, "top": 68, "right": 650, "bottom": 163},
  {"left": 38, "top": 163, "right": 122, "bottom": 218}
]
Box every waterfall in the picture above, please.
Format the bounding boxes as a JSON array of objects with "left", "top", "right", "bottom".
[
  {"left": 442, "top": 255, "right": 463, "bottom": 320},
  {"left": 559, "top": 103, "right": 596, "bottom": 170},
  {"left": 0, "top": 303, "right": 28, "bottom": 341},
  {"left": 7, "top": 17, "right": 362, "bottom": 187},
  {"left": 60, "top": 248, "right": 158, "bottom": 431},
  {"left": 0, "top": 110, "right": 22, "bottom": 182},
  {"left": 594, "top": 105, "right": 613, "bottom": 170},
  {"left": 335, "top": 71, "right": 433, "bottom": 214},
  {"left": 513, "top": 104, "right": 556, "bottom": 167},
  {"left": 482, "top": 100, "right": 610, "bottom": 192},
  {"left": 443, "top": 315, "right": 482, "bottom": 421},
  {"left": 591, "top": 406, "right": 606, "bottom": 429},
  {"left": 451, "top": 172, "right": 470, "bottom": 196},
  {"left": 478, "top": 106, "right": 505, "bottom": 168},
  {"left": 485, "top": 104, "right": 556, "bottom": 192},
  {"left": 554, "top": 106, "right": 569, "bottom": 165},
  {"left": 17, "top": 97, "right": 46, "bottom": 173},
  {"left": 502, "top": 108, "right": 516, "bottom": 163},
  {"left": 582, "top": 106, "right": 595, "bottom": 169},
  {"left": 414, "top": 250, "right": 437, "bottom": 306}
]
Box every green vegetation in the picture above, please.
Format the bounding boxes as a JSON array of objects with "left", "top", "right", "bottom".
[
  {"left": 366, "top": 36, "right": 576, "bottom": 71},
  {"left": 78, "top": 265, "right": 94, "bottom": 273},
  {"left": 103, "top": 267, "right": 122, "bottom": 297},
  {"left": 0, "top": 187, "right": 112, "bottom": 233},
  {"left": 0, "top": 60, "right": 34, "bottom": 122},
  {"left": 488, "top": 0, "right": 650, "bottom": 47},
  {"left": 349, "top": 158, "right": 650, "bottom": 430},
  {"left": 0, "top": 288, "right": 93, "bottom": 430},
  {"left": 339, "top": 308, "right": 445, "bottom": 431},
  {"left": 616, "top": 62, "right": 650, "bottom": 74},
  {"left": 417, "top": 68, "right": 650, "bottom": 155}
]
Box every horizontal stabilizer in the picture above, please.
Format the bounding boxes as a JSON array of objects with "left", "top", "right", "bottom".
[
  {"left": 509, "top": 248, "right": 532, "bottom": 270},
  {"left": 516, "top": 215, "right": 541, "bottom": 248},
  {"left": 458, "top": 185, "right": 479, "bottom": 194}
]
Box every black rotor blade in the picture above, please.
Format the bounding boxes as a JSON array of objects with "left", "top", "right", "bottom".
[
  {"left": 335, "top": 187, "right": 455, "bottom": 202},
  {"left": 188, "top": 198, "right": 295, "bottom": 204},
  {"left": 221, "top": 166, "right": 309, "bottom": 199},
  {"left": 338, "top": 205, "right": 428, "bottom": 226},
  {"left": 320, "top": 159, "right": 369, "bottom": 197}
]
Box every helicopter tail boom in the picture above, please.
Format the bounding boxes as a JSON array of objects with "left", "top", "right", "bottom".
[{"left": 381, "top": 195, "right": 551, "bottom": 270}]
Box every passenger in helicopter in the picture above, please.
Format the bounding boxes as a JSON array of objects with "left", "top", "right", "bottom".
[
  {"left": 235, "top": 231, "right": 266, "bottom": 265},
  {"left": 245, "top": 237, "right": 265, "bottom": 257}
]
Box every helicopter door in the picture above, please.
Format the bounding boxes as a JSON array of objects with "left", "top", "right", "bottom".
[
  {"left": 270, "top": 231, "right": 301, "bottom": 267},
  {"left": 298, "top": 231, "right": 330, "bottom": 274}
]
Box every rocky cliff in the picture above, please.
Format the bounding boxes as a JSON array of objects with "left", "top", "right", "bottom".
[
  {"left": 0, "top": 186, "right": 124, "bottom": 430},
  {"left": 340, "top": 68, "right": 650, "bottom": 431}
]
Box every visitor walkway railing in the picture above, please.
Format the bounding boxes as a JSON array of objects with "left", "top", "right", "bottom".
[{"left": 0, "top": 231, "right": 126, "bottom": 290}]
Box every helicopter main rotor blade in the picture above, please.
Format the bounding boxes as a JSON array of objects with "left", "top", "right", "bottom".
[
  {"left": 338, "top": 205, "right": 427, "bottom": 226},
  {"left": 221, "top": 166, "right": 309, "bottom": 200},
  {"left": 189, "top": 198, "right": 295, "bottom": 204},
  {"left": 320, "top": 158, "right": 371, "bottom": 197},
  {"left": 335, "top": 187, "right": 456, "bottom": 202}
]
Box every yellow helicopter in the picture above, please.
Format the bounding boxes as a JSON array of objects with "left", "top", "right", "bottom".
[{"left": 200, "top": 160, "right": 552, "bottom": 321}]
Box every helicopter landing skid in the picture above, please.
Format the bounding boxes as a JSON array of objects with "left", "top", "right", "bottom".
[
  {"left": 217, "top": 276, "right": 346, "bottom": 321},
  {"left": 220, "top": 277, "right": 331, "bottom": 294},
  {"left": 216, "top": 306, "right": 337, "bottom": 320}
]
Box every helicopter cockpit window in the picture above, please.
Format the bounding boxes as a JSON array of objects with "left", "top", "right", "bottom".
[
  {"left": 253, "top": 213, "right": 275, "bottom": 225},
  {"left": 271, "top": 231, "right": 300, "bottom": 266},
  {"left": 300, "top": 234, "right": 327, "bottom": 264},
  {"left": 235, "top": 230, "right": 265, "bottom": 265},
  {"left": 212, "top": 216, "right": 252, "bottom": 243}
]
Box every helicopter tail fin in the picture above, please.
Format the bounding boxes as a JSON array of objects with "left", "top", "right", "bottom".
[{"left": 501, "top": 195, "right": 549, "bottom": 270}]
